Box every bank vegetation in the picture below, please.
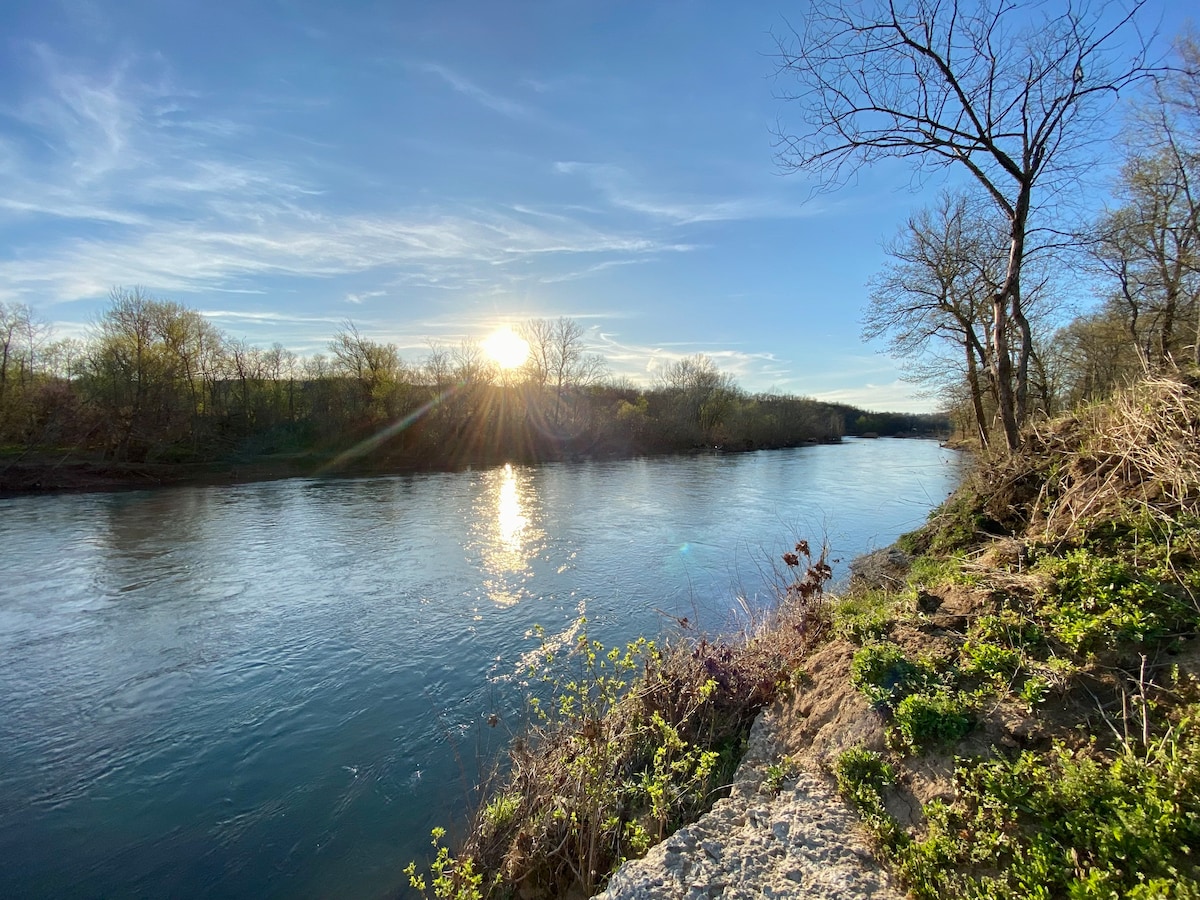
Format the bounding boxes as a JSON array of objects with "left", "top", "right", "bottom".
[{"left": 0, "top": 295, "right": 945, "bottom": 493}]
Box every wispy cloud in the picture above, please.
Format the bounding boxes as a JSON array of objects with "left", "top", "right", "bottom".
[
  {"left": 414, "top": 62, "right": 533, "bottom": 119},
  {"left": 538, "top": 258, "right": 653, "bottom": 284},
  {"left": 344, "top": 290, "right": 386, "bottom": 305},
  {"left": 0, "top": 52, "right": 691, "bottom": 306},
  {"left": 199, "top": 310, "right": 347, "bottom": 325},
  {"left": 0, "top": 206, "right": 692, "bottom": 304},
  {"left": 593, "top": 331, "right": 793, "bottom": 388},
  {"left": 810, "top": 382, "right": 938, "bottom": 413},
  {"left": 555, "top": 161, "right": 818, "bottom": 225}
]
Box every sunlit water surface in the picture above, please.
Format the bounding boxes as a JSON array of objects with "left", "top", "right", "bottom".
[{"left": 0, "top": 440, "right": 964, "bottom": 898}]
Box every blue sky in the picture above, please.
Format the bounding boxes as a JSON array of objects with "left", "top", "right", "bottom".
[{"left": 0, "top": 1, "right": 1180, "bottom": 411}]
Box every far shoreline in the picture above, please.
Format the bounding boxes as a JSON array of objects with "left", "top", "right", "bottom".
[{"left": 0, "top": 436, "right": 888, "bottom": 498}]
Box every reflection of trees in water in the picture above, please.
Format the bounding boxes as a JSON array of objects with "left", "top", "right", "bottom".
[{"left": 99, "top": 490, "right": 209, "bottom": 563}]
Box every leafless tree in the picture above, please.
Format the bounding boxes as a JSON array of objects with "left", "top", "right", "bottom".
[
  {"left": 774, "top": 0, "right": 1159, "bottom": 448},
  {"left": 329, "top": 320, "right": 405, "bottom": 420},
  {"left": 864, "top": 192, "right": 1005, "bottom": 445},
  {"left": 520, "top": 317, "right": 607, "bottom": 427},
  {"left": 1089, "top": 30, "right": 1200, "bottom": 366},
  {"left": 656, "top": 353, "right": 739, "bottom": 443}
]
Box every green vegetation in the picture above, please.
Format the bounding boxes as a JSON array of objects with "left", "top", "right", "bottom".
[
  {"left": 831, "top": 374, "right": 1200, "bottom": 898},
  {"left": 838, "top": 727, "right": 1200, "bottom": 900}
]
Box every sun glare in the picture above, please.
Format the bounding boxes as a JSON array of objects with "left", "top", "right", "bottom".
[{"left": 482, "top": 327, "right": 530, "bottom": 369}]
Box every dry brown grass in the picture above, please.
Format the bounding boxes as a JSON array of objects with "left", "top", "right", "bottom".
[
  {"left": 1029, "top": 376, "right": 1200, "bottom": 542},
  {"left": 914, "top": 374, "right": 1200, "bottom": 553}
]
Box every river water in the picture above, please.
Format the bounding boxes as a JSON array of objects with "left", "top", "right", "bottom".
[{"left": 0, "top": 439, "right": 964, "bottom": 899}]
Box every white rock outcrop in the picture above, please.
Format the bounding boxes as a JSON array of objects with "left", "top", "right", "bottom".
[{"left": 594, "top": 710, "right": 901, "bottom": 900}]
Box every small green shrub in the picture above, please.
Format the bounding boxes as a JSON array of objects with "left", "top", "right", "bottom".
[
  {"left": 850, "top": 642, "right": 921, "bottom": 705},
  {"left": 909, "top": 553, "right": 973, "bottom": 588},
  {"left": 850, "top": 642, "right": 947, "bottom": 709},
  {"left": 969, "top": 610, "right": 1044, "bottom": 651},
  {"left": 892, "top": 692, "right": 973, "bottom": 752},
  {"left": 405, "top": 828, "right": 484, "bottom": 900},
  {"left": 1037, "top": 549, "right": 1190, "bottom": 652},
  {"left": 1018, "top": 675, "right": 1050, "bottom": 711},
  {"left": 834, "top": 746, "right": 895, "bottom": 795},
  {"left": 961, "top": 640, "right": 1022, "bottom": 684},
  {"left": 833, "top": 747, "right": 903, "bottom": 842},
  {"left": 877, "top": 716, "right": 1200, "bottom": 900},
  {"left": 832, "top": 591, "right": 894, "bottom": 644},
  {"left": 480, "top": 793, "right": 521, "bottom": 836},
  {"left": 762, "top": 755, "right": 798, "bottom": 794}
]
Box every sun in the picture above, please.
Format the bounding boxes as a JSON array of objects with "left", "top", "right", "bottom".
[{"left": 482, "top": 327, "right": 530, "bottom": 370}]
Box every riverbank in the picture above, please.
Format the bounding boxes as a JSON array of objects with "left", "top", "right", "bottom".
[
  {"left": 414, "top": 374, "right": 1200, "bottom": 899},
  {"left": 0, "top": 436, "right": 858, "bottom": 497}
]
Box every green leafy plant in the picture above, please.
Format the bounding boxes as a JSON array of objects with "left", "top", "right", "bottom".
[
  {"left": 892, "top": 691, "right": 972, "bottom": 752},
  {"left": 833, "top": 747, "right": 903, "bottom": 842},
  {"left": 404, "top": 829, "right": 484, "bottom": 900},
  {"left": 961, "top": 640, "right": 1022, "bottom": 685},
  {"left": 850, "top": 642, "right": 922, "bottom": 705},
  {"left": 849, "top": 717, "right": 1200, "bottom": 900},
  {"left": 832, "top": 591, "right": 895, "bottom": 644},
  {"left": 1037, "top": 549, "right": 1189, "bottom": 652},
  {"left": 762, "top": 755, "right": 798, "bottom": 794}
]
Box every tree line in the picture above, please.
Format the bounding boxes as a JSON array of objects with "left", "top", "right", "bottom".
[
  {"left": 776, "top": 0, "right": 1199, "bottom": 449},
  {"left": 0, "top": 291, "right": 944, "bottom": 472}
]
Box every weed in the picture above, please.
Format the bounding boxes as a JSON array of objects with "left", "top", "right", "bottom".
[
  {"left": 833, "top": 747, "right": 904, "bottom": 843},
  {"left": 908, "top": 553, "right": 974, "bottom": 588},
  {"left": 479, "top": 793, "right": 520, "bottom": 837},
  {"left": 850, "top": 642, "right": 921, "bottom": 706},
  {"left": 968, "top": 610, "right": 1044, "bottom": 652},
  {"left": 1018, "top": 675, "right": 1050, "bottom": 711},
  {"left": 762, "top": 755, "right": 798, "bottom": 795},
  {"left": 831, "top": 591, "right": 894, "bottom": 645},
  {"left": 404, "top": 829, "right": 484, "bottom": 900},
  {"left": 848, "top": 712, "right": 1200, "bottom": 899},
  {"left": 1037, "top": 549, "right": 1193, "bottom": 652},
  {"left": 961, "top": 640, "right": 1022, "bottom": 685},
  {"left": 892, "top": 692, "right": 973, "bottom": 752}
]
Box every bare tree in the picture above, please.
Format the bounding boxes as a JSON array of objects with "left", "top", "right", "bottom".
[
  {"left": 421, "top": 341, "right": 455, "bottom": 393},
  {"left": 329, "top": 320, "right": 405, "bottom": 421},
  {"left": 656, "top": 354, "right": 740, "bottom": 444},
  {"left": 774, "top": 0, "right": 1158, "bottom": 448},
  {"left": 1090, "top": 150, "right": 1199, "bottom": 365},
  {"left": 0, "top": 302, "right": 36, "bottom": 407},
  {"left": 520, "top": 317, "right": 607, "bottom": 427},
  {"left": 1090, "top": 29, "right": 1200, "bottom": 366},
  {"left": 864, "top": 192, "right": 1005, "bottom": 445}
]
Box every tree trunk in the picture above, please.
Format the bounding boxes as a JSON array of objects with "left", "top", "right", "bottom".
[
  {"left": 965, "top": 345, "right": 989, "bottom": 448},
  {"left": 992, "top": 293, "right": 1020, "bottom": 451}
]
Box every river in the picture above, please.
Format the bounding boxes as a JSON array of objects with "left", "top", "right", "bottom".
[{"left": 0, "top": 439, "right": 964, "bottom": 899}]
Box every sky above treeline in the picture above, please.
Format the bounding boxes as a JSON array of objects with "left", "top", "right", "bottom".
[{"left": 0, "top": 0, "right": 1186, "bottom": 411}]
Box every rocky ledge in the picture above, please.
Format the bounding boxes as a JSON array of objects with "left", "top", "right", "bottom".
[{"left": 595, "top": 709, "right": 900, "bottom": 900}]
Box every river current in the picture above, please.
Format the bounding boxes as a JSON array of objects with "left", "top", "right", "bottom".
[{"left": 0, "top": 439, "right": 964, "bottom": 898}]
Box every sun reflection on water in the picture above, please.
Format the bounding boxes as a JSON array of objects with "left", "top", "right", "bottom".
[
  {"left": 471, "top": 463, "right": 546, "bottom": 606},
  {"left": 497, "top": 465, "right": 528, "bottom": 551}
]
